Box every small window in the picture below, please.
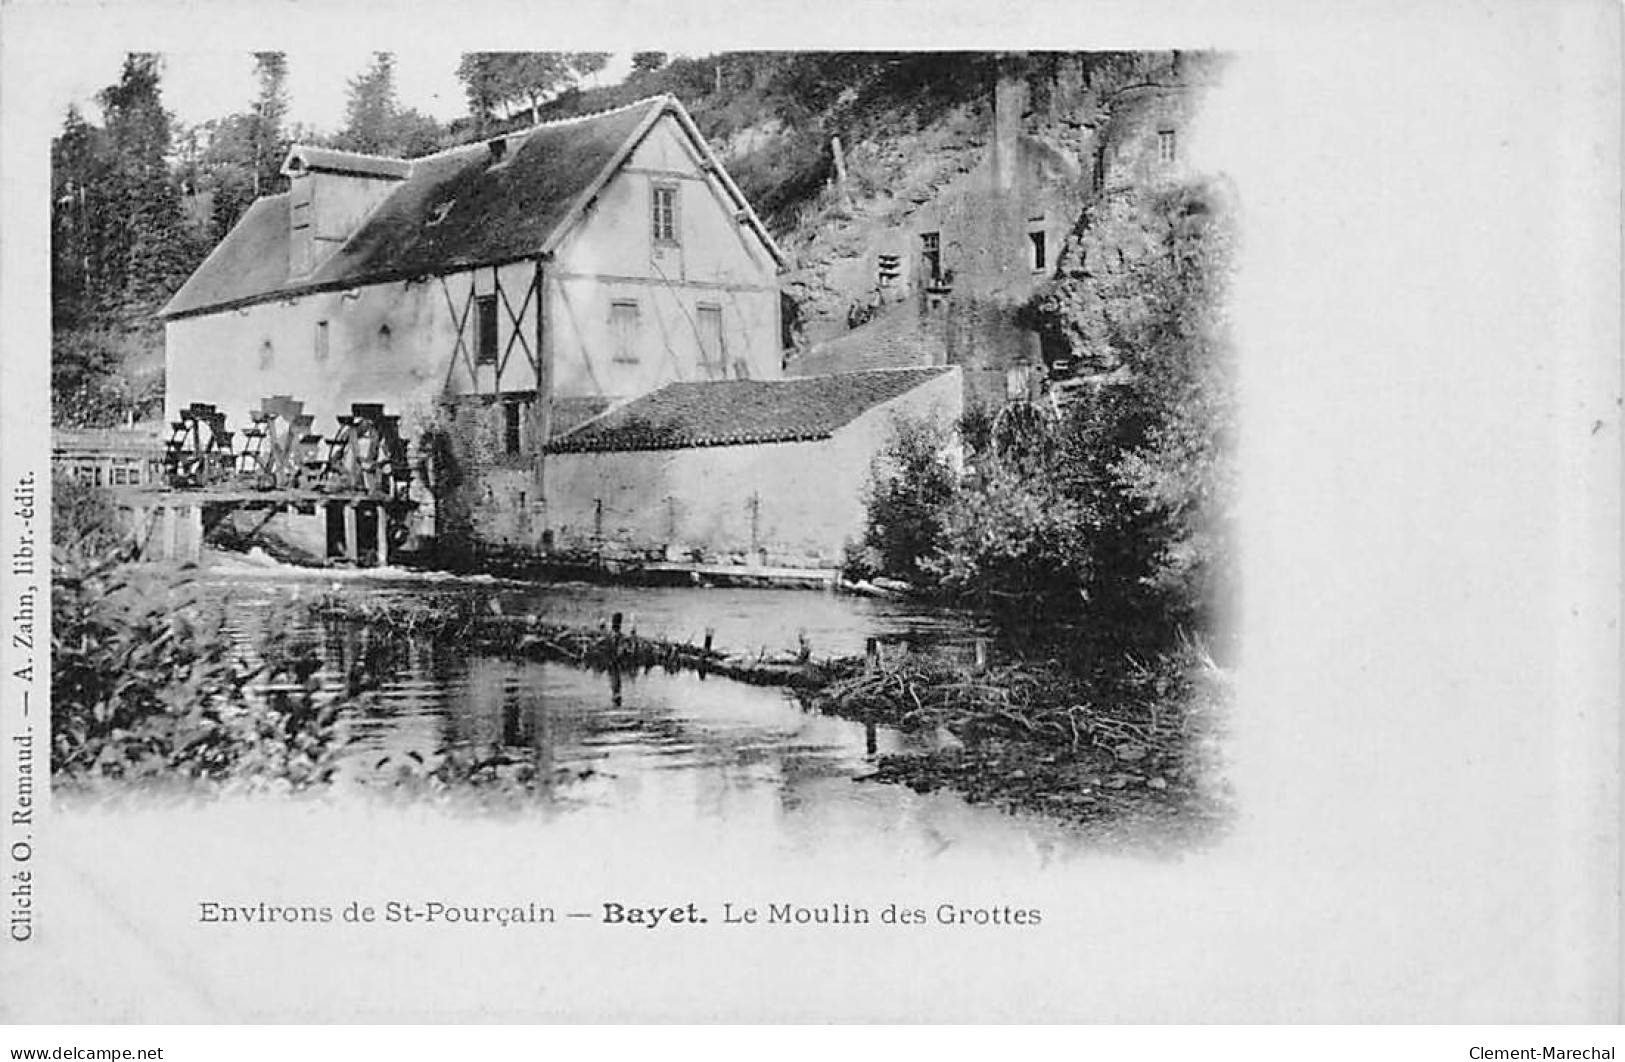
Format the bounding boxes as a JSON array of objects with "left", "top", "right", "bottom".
[
  {"left": 610, "top": 300, "right": 641, "bottom": 363},
  {"left": 652, "top": 184, "right": 678, "bottom": 243},
  {"left": 1028, "top": 230, "right": 1047, "bottom": 272},
  {"left": 259, "top": 339, "right": 274, "bottom": 370},
  {"left": 377, "top": 323, "right": 393, "bottom": 355},
  {"left": 1158, "top": 129, "right": 1177, "bottom": 164},
  {"left": 476, "top": 296, "right": 499, "bottom": 365},
  {"left": 315, "top": 320, "right": 329, "bottom": 361},
  {"left": 1093, "top": 147, "right": 1107, "bottom": 191},
  {"left": 502, "top": 400, "right": 523, "bottom": 456},
  {"left": 921, "top": 231, "right": 942, "bottom": 284}
]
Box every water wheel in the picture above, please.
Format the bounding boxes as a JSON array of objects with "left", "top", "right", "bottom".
[
  {"left": 243, "top": 395, "right": 321, "bottom": 491},
  {"left": 163, "top": 403, "right": 236, "bottom": 488},
  {"left": 320, "top": 403, "right": 411, "bottom": 498}
]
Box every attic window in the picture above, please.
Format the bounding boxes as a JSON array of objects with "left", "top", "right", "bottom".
[
  {"left": 652, "top": 184, "right": 678, "bottom": 244},
  {"left": 1158, "top": 129, "right": 1177, "bottom": 164},
  {"left": 378, "top": 324, "right": 393, "bottom": 355},
  {"left": 315, "top": 320, "right": 330, "bottom": 361}
]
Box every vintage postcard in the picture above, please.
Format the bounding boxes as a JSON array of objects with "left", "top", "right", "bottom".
[{"left": 0, "top": 0, "right": 1618, "bottom": 1032}]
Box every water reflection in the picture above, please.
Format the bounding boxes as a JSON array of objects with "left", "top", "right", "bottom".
[{"left": 214, "top": 576, "right": 946, "bottom": 823}]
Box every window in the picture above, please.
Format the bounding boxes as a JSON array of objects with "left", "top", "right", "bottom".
[
  {"left": 652, "top": 184, "right": 678, "bottom": 243},
  {"left": 1028, "top": 229, "right": 1047, "bottom": 272},
  {"left": 475, "top": 295, "right": 499, "bottom": 365},
  {"left": 259, "top": 339, "right": 274, "bottom": 370},
  {"left": 315, "top": 320, "right": 329, "bottom": 361},
  {"left": 696, "top": 304, "right": 725, "bottom": 377},
  {"left": 921, "top": 231, "right": 942, "bottom": 284},
  {"left": 610, "top": 300, "right": 641, "bottom": 363},
  {"left": 1093, "top": 147, "right": 1107, "bottom": 191},
  {"left": 1158, "top": 129, "right": 1177, "bottom": 164},
  {"left": 502, "top": 400, "right": 524, "bottom": 456},
  {"left": 377, "top": 323, "right": 393, "bottom": 355}
]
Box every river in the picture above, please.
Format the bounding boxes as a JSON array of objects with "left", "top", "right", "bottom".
[{"left": 194, "top": 564, "right": 1187, "bottom": 857}]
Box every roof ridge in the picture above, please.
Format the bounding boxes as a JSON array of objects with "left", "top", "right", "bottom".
[
  {"left": 406, "top": 94, "right": 674, "bottom": 165},
  {"left": 286, "top": 143, "right": 409, "bottom": 164}
]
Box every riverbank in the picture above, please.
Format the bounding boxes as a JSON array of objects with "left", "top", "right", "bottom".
[{"left": 313, "top": 595, "right": 1231, "bottom": 835}]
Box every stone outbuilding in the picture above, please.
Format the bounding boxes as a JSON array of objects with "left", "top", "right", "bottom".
[{"left": 544, "top": 366, "right": 962, "bottom": 568}]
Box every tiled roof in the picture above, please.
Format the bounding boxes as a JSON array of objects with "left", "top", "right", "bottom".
[
  {"left": 549, "top": 396, "right": 617, "bottom": 439},
  {"left": 546, "top": 368, "right": 954, "bottom": 453},
  {"left": 162, "top": 98, "right": 668, "bottom": 319}
]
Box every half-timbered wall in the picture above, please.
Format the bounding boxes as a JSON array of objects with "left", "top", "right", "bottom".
[{"left": 546, "top": 116, "right": 782, "bottom": 400}]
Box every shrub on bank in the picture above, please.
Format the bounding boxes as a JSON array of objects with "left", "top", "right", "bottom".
[{"left": 51, "top": 552, "right": 340, "bottom": 790}]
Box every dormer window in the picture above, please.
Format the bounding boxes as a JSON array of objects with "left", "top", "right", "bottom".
[{"left": 652, "top": 184, "right": 678, "bottom": 244}]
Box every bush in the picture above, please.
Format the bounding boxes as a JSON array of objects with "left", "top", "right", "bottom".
[
  {"left": 846, "top": 413, "right": 958, "bottom": 582},
  {"left": 51, "top": 469, "right": 125, "bottom": 561},
  {"left": 51, "top": 552, "right": 340, "bottom": 790}
]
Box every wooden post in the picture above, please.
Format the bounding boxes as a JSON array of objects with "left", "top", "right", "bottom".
[
  {"left": 611, "top": 612, "right": 623, "bottom": 635},
  {"left": 865, "top": 637, "right": 879, "bottom": 673},
  {"left": 703, "top": 627, "right": 715, "bottom": 654},
  {"left": 748, "top": 491, "right": 761, "bottom": 563},
  {"left": 163, "top": 504, "right": 178, "bottom": 561},
  {"left": 343, "top": 502, "right": 359, "bottom": 563},
  {"left": 865, "top": 720, "right": 878, "bottom": 756},
  {"left": 974, "top": 638, "right": 988, "bottom": 674},
  {"left": 375, "top": 504, "right": 390, "bottom": 567},
  {"left": 185, "top": 505, "right": 203, "bottom": 562},
  {"left": 797, "top": 629, "right": 811, "bottom": 664}
]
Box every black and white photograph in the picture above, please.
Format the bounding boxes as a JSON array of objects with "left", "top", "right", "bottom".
[{"left": 0, "top": 0, "right": 1618, "bottom": 1038}]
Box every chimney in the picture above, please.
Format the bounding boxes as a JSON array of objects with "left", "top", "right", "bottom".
[
  {"left": 282, "top": 146, "right": 411, "bottom": 277},
  {"left": 992, "top": 54, "right": 1027, "bottom": 194}
]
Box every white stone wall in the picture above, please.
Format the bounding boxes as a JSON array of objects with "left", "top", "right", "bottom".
[{"left": 543, "top": 369, "right": 962, "bottom": 567}]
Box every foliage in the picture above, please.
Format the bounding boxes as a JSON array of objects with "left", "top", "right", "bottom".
[
  {"left": 846, "top": 413, "right": 959, "bottom": 583},
  {"left": 51, "top": 470, "right": 125, "bottom": 560},
  {"left": 455, "top": 52, "right": 613, "bottom": 131},
  {"left": 51, "top": 325, "right": 165, "bottom": 428},
  {"left": 335, "top": 52, "right": 445, "bottom": 157},
  {"left": 630, "top": 52, "right": 668, "bottom": 75},
  {"left": 849, "top": 178, "right": 1235, "bottom": 655},
  {"left": 51, "top": 554, "right": 341, "bottom": 790}
]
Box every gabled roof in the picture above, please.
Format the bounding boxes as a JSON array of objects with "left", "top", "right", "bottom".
[
  {"left": 162, "top": 95, "right": 786, "bottom": 320},
  {"left": 545, "top": 368, "right": 954, "bottom": 453}
]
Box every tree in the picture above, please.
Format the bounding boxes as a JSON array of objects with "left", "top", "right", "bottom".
[
  {"left": 455, "top": 52, "right": 614, "bottom": 127},
  {"left": 50, "top": 54, "right": 205, "bottom": 427},
  {"left": 339, "top": 52, "right": 400, "bottom": 154},
  {"left": 631, "top": 52, "right": 668, "bottom": 75},
  {"left": 248, "top": 51, "right": 289, "bottom": 196},
  {"left": 93, "top": 53, "right": 195, "bottom": 322},
  {"left": 336, "top": 52, "right": 446, "bottom": 157}
]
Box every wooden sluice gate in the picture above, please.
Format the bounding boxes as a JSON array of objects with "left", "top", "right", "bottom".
[{"left": 124, "top": 397, "right": 419, "bottom": 567}]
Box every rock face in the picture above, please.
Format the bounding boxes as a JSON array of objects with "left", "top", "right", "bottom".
[{"left": 767, "top": 51, "right": 1225, "bottom": 412}]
